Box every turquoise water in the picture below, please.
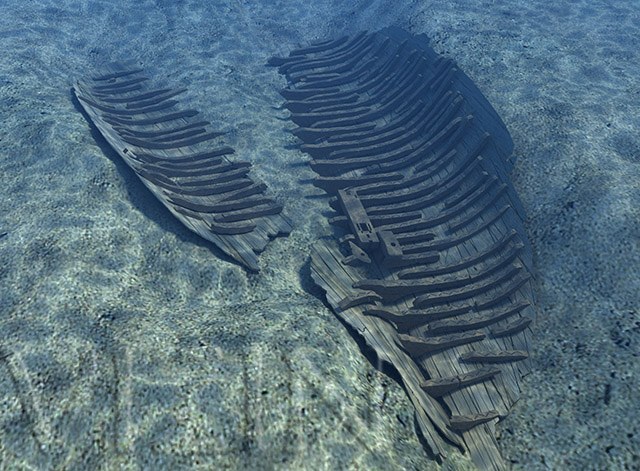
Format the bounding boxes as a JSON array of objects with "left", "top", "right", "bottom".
[{"left": 1, "top": 1, "right": 639, "bottom": 470}]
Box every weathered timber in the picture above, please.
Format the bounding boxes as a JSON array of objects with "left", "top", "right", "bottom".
[
  {"left": 460, "top": 350, "right": 530, "bottom": 363},
  {"left": 270, "top": 27, "right": 536, "bottom": 471},
  {"left": 450, "top": 411, "right": 501, "bottom": 431},
  {"left": 75, "top": 62, "right": 291, "bottom": 271},
  {"left": 420, "top": 367, "right": 502, "bottom": 397}
]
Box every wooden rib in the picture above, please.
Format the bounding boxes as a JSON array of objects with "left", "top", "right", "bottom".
[
  {"left": 116, "top": 121, "right": 210, "bottom": 138},
  {"left": 159, "top": 167, "right": 251, "bottom": 187},
  {"left": 120, "top": 131, "right": 225, "bottom": 149},
  {"left": 290, "top": 34, "right": 374, "bottom": 75},
  {"left": 307, "top": 66, "right": 436, "bottom": 130},
  {"left": 292, "top": 122, "right": 377, "bottom": 142},
  {"left": 92, "top": 77, "right": 148, "bottom": 90},
  {"left": 293, "top": 47, "right": 410, "bottom": 107},
  {"left": 214, "top": 203, "right": 284, "bottom": 223},
  {"left": 459, "top": 350, "right": 529, "bottom": 363},
  {"left": 149, "top": 128, "right": 208, "bottom": 143},
  {"left": 317, "top": 91, "right": 460, "bottom": 162},
  {"left": 309, "top": 114, "right": 467, "bottom": 177},
  {"left": 100, "top": 88, "right": 184, "bottom": 103},
  {"left": 303, "top": 87, "right": 455, "bottom": 159},
  {"left": 395, "top": 206, "right": 511, "bottom": 248},
  {"left": 364, "top": 305, "right": 472, "bottom": 332},
  {"left": 147, "top": 161, "right": 250, "bottom": 178},
  {"left": 79, "top": 96, "right": 179, "bottom": 115},
  {"left": 125, "top": 89, "right": 188, "bottom": 108},
  {"left": 365, "top": 157, "right": 482, "bottom": 215},
  {"left": 297, "top": 39, "right": 407, "bottom": 98},
  {"left": 284, "top": 93, "right": 360, "bottom": 113},
  {"left": 450, "top": 411, "right": 500, "bottom": 431},
  {"left": 412, "top": 264, "right": 524, "bottom": 308},
  {"left": 397, "top": 233, "right": 522, "bottom": 279},
  {"left": 267, "top": 36, "right": 348, "bottom": 65},
  {"left": 103, "top": 110, "right": 200, "bottom": 126},
  {"left": 288, "top": 37, "right": 377, "bottom": 84},
  {"left": 280, "top": 86, "right": 341, "bottom": 101},
  {"left": 283, "top": 32, "right": 371, "bottom": 72},
  {"left": 337, "top": 291, "right": 383, "bottom": 310},
  {"left": 420, "top": 367, "right": 501, "bottom": 397},
  {"left": 365, "top": 113, "right": 469, "bottom": 175},
  {"left": 94, "top": 84, "right": 143, "bottom": 95},
  {"left": 92, "top": 68, "right": 143, "bottom": 81},
  {"left": 132, "top": 147, "right": 234, "bottom": 164},
  {"left": 426, "top": 302, "right": 530, "bottom": 334},
  {"left": 354, "top": 253, "right": 525, "bottom": 301},
  {"left": 294, "top": 52, "right": 385, "bottom": 96},
  {"left": 220, "top": 182, "right": 268, "bottom": 201},
  {"left": 168, "top": 195, "right": 272, "bottom": 214},
  {"left": 354, "top": 142, "right": 479, "bottom": 199},
  {"left": 278, "top": 32, "right": 369, "bottom": 73},
  {"left": 295, "top": 49, "right": 425, "bottom": 119},
  {"left": 157, "top": 179, "right": 253, "bottom": 197},
  {"left": 490, "top": 316, "right": 533, "bottom": 337},
  {"left": 447, "top": 189, "right": 509, "bottom": 233},
  {"left": 289, "top": 35, "right": 349, "bottom": 56},
  {"left": 398, "top": 331, "right": 486, "bottom": 358},
  {"left": 209, "top": 220, "right": 256, "bottom": 235}
]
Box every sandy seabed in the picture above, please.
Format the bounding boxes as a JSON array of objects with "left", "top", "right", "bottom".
[{"left": 0, "top": 1, "right": 639, "bottom": 470}]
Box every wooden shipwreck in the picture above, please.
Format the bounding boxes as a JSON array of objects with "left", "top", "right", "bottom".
[
  {"left": 269, "top": 27, "right": 535, "bottom": 471},
  {"left": 74, "top": 63, "right": 291, "bottom": 271}
]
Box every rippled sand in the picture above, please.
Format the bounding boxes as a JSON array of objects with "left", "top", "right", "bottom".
[{"left": 0, "top": 1, "right": 638, "bottom": 470}]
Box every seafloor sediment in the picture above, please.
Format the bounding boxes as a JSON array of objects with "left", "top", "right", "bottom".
[{"left": 0, "top": 1, "right": 638, "bottom": 470}]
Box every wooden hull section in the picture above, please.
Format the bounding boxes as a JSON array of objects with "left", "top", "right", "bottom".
[
  {"left": 74, "top": 63, "right": 291, "bottom": 271},
  {"left": 270, "top": 28, "right": 535, "bottom": 470}
]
